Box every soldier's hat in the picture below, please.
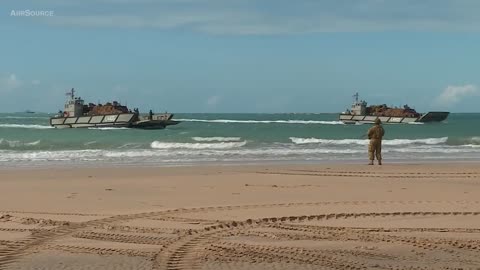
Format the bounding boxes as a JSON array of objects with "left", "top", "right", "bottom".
[{"left": 374, "top": 118, "right": 382, "bottom": 125}]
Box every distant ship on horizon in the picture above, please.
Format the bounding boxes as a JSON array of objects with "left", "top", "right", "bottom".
[{"left": 339, "top": 93, "right": 449, "bottom": 124}]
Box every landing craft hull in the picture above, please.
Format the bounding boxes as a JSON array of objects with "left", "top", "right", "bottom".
[
  {"left": 50, "top": 113, "right": 179, "bottom": 129},
  {"left": 339, "top": 111, "right": 449, "bottom": 124}
]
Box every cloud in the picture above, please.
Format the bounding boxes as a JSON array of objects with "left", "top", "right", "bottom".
[
  {"left": 434, "top": 84, "right": 478, "bottom": 107},
  {"left": 35, "top": 0, "right": 480, "bottom": 35},
  {"left": 206, "top": 95, "right": 221, "bottom": 106},
  {"left": 0, "top": 73, "right": 22, "bottom": 92}
]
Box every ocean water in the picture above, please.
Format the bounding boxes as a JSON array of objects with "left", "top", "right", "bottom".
[{"left": 0, "top": 113, "right": 479, "bottom": 167}]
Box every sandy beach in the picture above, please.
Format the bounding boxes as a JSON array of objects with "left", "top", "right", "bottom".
[{"left": 1, "top": 163, "right": 480, "bottom": 269}]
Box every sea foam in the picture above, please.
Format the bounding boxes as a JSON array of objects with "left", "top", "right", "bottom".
[
  {"left": 0, "top": 124, "right": 52, "bottom": 129},
  {"left": 177, "top": 119, "right": 344, "bottom": 125},
  {"left": 0, "top": 139, "right": 41, "bottom": 148},
  {"left": 192, "top": 137, "right": 242, "bottom": 142},
  {"left": 150, "top": 141, "right": 247, "bottom": 149},
  {"left": 289, "top": 137, "right": 449, "bottom": 146}
]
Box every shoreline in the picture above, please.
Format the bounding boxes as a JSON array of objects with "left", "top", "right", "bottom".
[{"left": 1, "top": 157, "right": 480, "bottom": 170}]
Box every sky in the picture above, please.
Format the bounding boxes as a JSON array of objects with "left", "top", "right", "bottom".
[{"left": 1, "top": 0, "right": 480, "bottom": 113}]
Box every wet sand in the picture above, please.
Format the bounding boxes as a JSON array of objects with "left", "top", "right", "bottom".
[{"left": 1, "top": 163, "right": 480, "bottom": 269}]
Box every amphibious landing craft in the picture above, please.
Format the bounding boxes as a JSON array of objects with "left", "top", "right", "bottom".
[
  {"left": 50, "top": 89, "right": 180, "bottom": 129},
  {"left": 339, "top": 93, "right": 449, "bottom": 124}
]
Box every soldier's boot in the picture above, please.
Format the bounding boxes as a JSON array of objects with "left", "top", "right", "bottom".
[
  {"left": 368, "top": 160, "right": 374, "bottom": 165},
  {"left": 378, "top": 160, "right": 382, "bottom": 165}
]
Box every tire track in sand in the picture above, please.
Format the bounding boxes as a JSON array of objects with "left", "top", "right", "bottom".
[
  {"left": 1, "top": 201, "right": 480, "bottom": 270},
  {"left": 256, "top": 170, "right": 480, "bottom": 179},
  {"left": 152, "top": 210, "right": 480, "bottom": 270}
]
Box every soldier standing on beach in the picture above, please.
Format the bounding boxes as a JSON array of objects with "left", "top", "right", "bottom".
[{"left": 367, "top": 118, "right": 385, "bottom": 165}]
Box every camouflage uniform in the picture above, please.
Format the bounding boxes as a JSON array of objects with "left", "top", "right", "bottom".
[{"left": 367, "top": 119, "right": 385, "bottom": 164}]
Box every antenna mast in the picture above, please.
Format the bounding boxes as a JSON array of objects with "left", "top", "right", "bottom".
[
  {"left": 353, "top": 92, "right": 359, "bottom": 102},
  {"left": 65, "top": 88, "right": 75, "bottom": 99}
]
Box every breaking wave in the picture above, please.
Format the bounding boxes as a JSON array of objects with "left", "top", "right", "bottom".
[
  {"left": 0, "top": 139, "right": 41, "bottom": 148},
  {"left": 117, "top": 143, "right": 144, "bottom": 149},
  {"left": 192, "top": 137, "right": 242, "bottom": 142},
  {"left": 290, "top": 137, "right": 449, "bottom": 146},
  {"left": 439, "top": 136, "right": 480, "bottom": 146},
  {"left": 1, "top": 116, "right": 48, "bottom": 119},
  {"left": 25, "top": 140, "right": 41, "bottom": 146},
  {"left": 3, "top": 144, "right": 479, "bottom": 164},
  {"left": 0, "top": 124, "right": 52, "bottom": 129},
  {"left": 0, "top": 148, "right": 362, "bottom": 163},
  {"left": 83, "top": 141, "right": 97, "bottom": 146},
  {"left": 177, "top": 119, "right": 344, "bottom": 125},
  {"left": 458, "top": 136, "right": 480, "bottom": 145},
  {"left": 150, "top": 141, "right": 247, "bottom": 149}
]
